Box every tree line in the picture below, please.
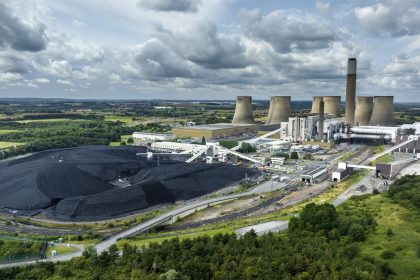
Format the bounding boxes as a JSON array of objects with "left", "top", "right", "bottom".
[{"left": 0, "top": 203, "right": 392, "bottom": 280}]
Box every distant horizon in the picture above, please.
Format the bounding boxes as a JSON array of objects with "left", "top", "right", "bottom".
[{"left": 0, "top": 97, "right": 419, "bottom": 104}]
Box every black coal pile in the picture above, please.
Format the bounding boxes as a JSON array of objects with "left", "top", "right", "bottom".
[{"left": 0, "top": 146, "right": 256, "bottom": 220}]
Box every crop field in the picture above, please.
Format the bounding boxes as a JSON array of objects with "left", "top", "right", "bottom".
[
  {"left": 15, "top": 118, "right": 83, "bottom": 123},
  {"left": 0, "top": 141, "right": 24, "bottom": 149},
  {"left": 104, "top": 115, "right": 134, "bottom": 124}
]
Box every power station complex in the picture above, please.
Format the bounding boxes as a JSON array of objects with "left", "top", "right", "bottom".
[{"left": 172, "top": 58, "right": 406, "bottom": 145}]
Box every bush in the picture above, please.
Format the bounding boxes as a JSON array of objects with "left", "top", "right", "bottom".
[
  {"left": 373, "top": 189, "right": 380, "bottom": 194},
  {"left": 386, "top": 228, "right": 394, "bottom": 237},
  {"left": 127, "top": 138, "right": 134, "bottom": 144},
  {"left": 381, "top": 250, "right": 395, "bottom": 259},
  {"left": 290, "top": 151, "right": 299, "bottom": 159}
]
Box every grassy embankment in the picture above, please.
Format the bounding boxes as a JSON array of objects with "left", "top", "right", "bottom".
[{"left": 371, "top": 144, "right": 394, "bottom": 164}]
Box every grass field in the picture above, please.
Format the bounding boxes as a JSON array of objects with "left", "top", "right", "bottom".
[
  {"left": 0, "top": 141, "right": 25, "bottom": 149},
  {"left": 342, "top": 194, "right": 420, "bottom": 280},
  {"left": 0, "top": 130, "right": 20, "bottom": 135},
  {"left": 15, "top": 118, "right": 83, "bottom": 123},
  {"left": 104, "top": 115, "right": 134, "bottom": 124},
  {"left": 46, "top": 244, "right": 79, "bottom": 257},
  {"left": 109, "top": 134, "right": 133, "bottom": 146},
  {"left": 118, "top": 227, "right": 233, "bottom": 248}
]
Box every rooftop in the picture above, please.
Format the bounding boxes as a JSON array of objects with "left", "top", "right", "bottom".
[{"left": 175, "top": 123, "right": 257, "bottom": 131}]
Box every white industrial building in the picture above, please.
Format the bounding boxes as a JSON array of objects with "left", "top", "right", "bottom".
[
  {"left": 279, "top": 116, "right": 344, "bottom": 142},
  {"left": 132, "top": 132, "right": 175, "bottom": 141}
]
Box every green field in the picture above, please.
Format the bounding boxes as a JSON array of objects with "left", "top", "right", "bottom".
[
  {"left": 104, "top": 115, "right": 134, "bottom": 124},
  {"left": 342, "top": 194, "right": 420, "bottom": 280},
  {"left": 0, "top": 130, "right": 20, "bottom": 135},
  {"left": 45, "top": 244, "right": 79, "bottom": 257},
  {"left": 118, "top": 228, "right": 233, "bottom": 248},
  {"left": 15, "top": 118, "right": 84, "bottom": 123},
  {"left": 0, "top": 141, "right": 25, "bottom": 149}
]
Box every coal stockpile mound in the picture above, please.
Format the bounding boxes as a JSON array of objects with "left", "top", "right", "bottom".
[
  {"left": 0, "top": 146, "right": 151, "bottom": 211},
  {"left": 0, "top": 146, "right": 257, "bottom": 220}
]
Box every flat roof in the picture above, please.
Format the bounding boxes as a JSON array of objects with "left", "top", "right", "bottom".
[
  {"left": 175, "top": 123, "right": 257, "bottom": 131},
  {"left": 302, "top": 166, "right": 326, "bottom": 176}
]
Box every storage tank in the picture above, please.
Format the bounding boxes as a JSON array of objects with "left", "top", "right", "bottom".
[
  {"left": 323, "top": 96, "right": 341, "bottom": 117},
  {"left": 232, "top": 96, "right": 255, "bottom": 124},
  {"left": 369, "top": 96, "right": 395, "bottom": 126},
  {"left": 354, "top": 96, "right": 373, "bottom": 126},
  {"left": 345, "top": 58, "right": 357, "bottom": 125},
  {"left": 266, "top": 96, "right": 291, "bottom": 125},
  {"left": 311, "top": 96, "right": 323, "bottom": 114},
  {"left": 265, "top": 96, "right": 275, "bottom": 125}
]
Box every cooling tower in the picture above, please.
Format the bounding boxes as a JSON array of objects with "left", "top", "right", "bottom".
[
  {"left": 354, "top": 96, "right": 373, "bottom": 126},
  {"left": 311, "top": 96, "right": 323, "bottom": 114},
  {"left": 265, "top": 96, "right": 275, "bottom": 125},
  {"left": 265, "top": 96, "right": 291, "bottom": 125},
  {"left": 232, "top": 96, "right": 255, "bottom": 124},
  {"left": 369, "top": 96, "right": 395, "bottom": 126},
  {"left": 323, "top": 96, "right": 341, "bottom": 117},
  {"left": 345, "top": 58, "right": 357, "bottom": 125}
]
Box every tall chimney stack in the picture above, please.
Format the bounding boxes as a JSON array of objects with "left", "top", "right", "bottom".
[
  {"left": 345, "top": 58, "right": 357, "bottom": 125},
  {"left": 318, "top": 99, "right": 324, "bottom": 141}
]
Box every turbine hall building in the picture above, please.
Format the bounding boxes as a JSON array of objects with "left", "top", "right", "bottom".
[{"left": 172, "top": 123, "right": 259, "bottom": 140}]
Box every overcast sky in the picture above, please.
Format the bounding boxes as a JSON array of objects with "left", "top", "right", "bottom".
[{"left": 0, "top": 0, "right": 419, "bottom": 101}]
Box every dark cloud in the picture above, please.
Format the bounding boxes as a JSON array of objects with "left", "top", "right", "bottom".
[
  {"left": 137, "top": 0, "right": 201, "bottom": 12},
  {"left": 239, "top": 9, "right": 336, "bottom": 53},
  {"left": 0, "top": 2, "right": 47, "bottom": 52},
  {"left": 0, "top": 52, "right": 30, "bottom": 73},
  {"left": 135, "top": 39, "right": 198, "bottom": 78},
  {"left": 156, "top": 21, "right": 251, "bottom": 69}
]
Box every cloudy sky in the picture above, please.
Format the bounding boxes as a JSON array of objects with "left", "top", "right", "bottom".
[{"left": 0, "top": 0, "right": 419, "bottom": 101}]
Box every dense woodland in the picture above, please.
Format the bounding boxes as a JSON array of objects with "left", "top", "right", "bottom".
[{"left": 0, "top": 202, "right": 392, "bottom": 280}]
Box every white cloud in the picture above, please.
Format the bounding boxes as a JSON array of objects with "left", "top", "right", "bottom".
[
  {"left": 316, "top": 1, "right": 330, "bottom": 14},
  {"left": 355, "top": 0, "right": 420, "bottom": 37},
  {"left": 35, "top": 78, "right": 50, "bottom": 83},
  {"left": 71, "top": 19, "right": 86, "bottom": 27},
  {"left": 56, "top": 79, "right": 73, "bottom": 86},
  {"left": 0, "top": 73, "right": 22, "bottom": 83}
]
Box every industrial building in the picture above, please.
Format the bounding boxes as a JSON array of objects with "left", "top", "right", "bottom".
[
  {"left": 300, "top": 166, "right": 328, "bottom": 183},
  {"left": 280, "top": 115, "right": 344, "bottom": 142},
  {"left": 132, "top": 132, "right": 175, "bottom": 141},
  {"left": 232, "top": 96, "right": 255, "bottom": 124},
  {"left": 172, "top": 123, "right": 259, "bottom": 140}
]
